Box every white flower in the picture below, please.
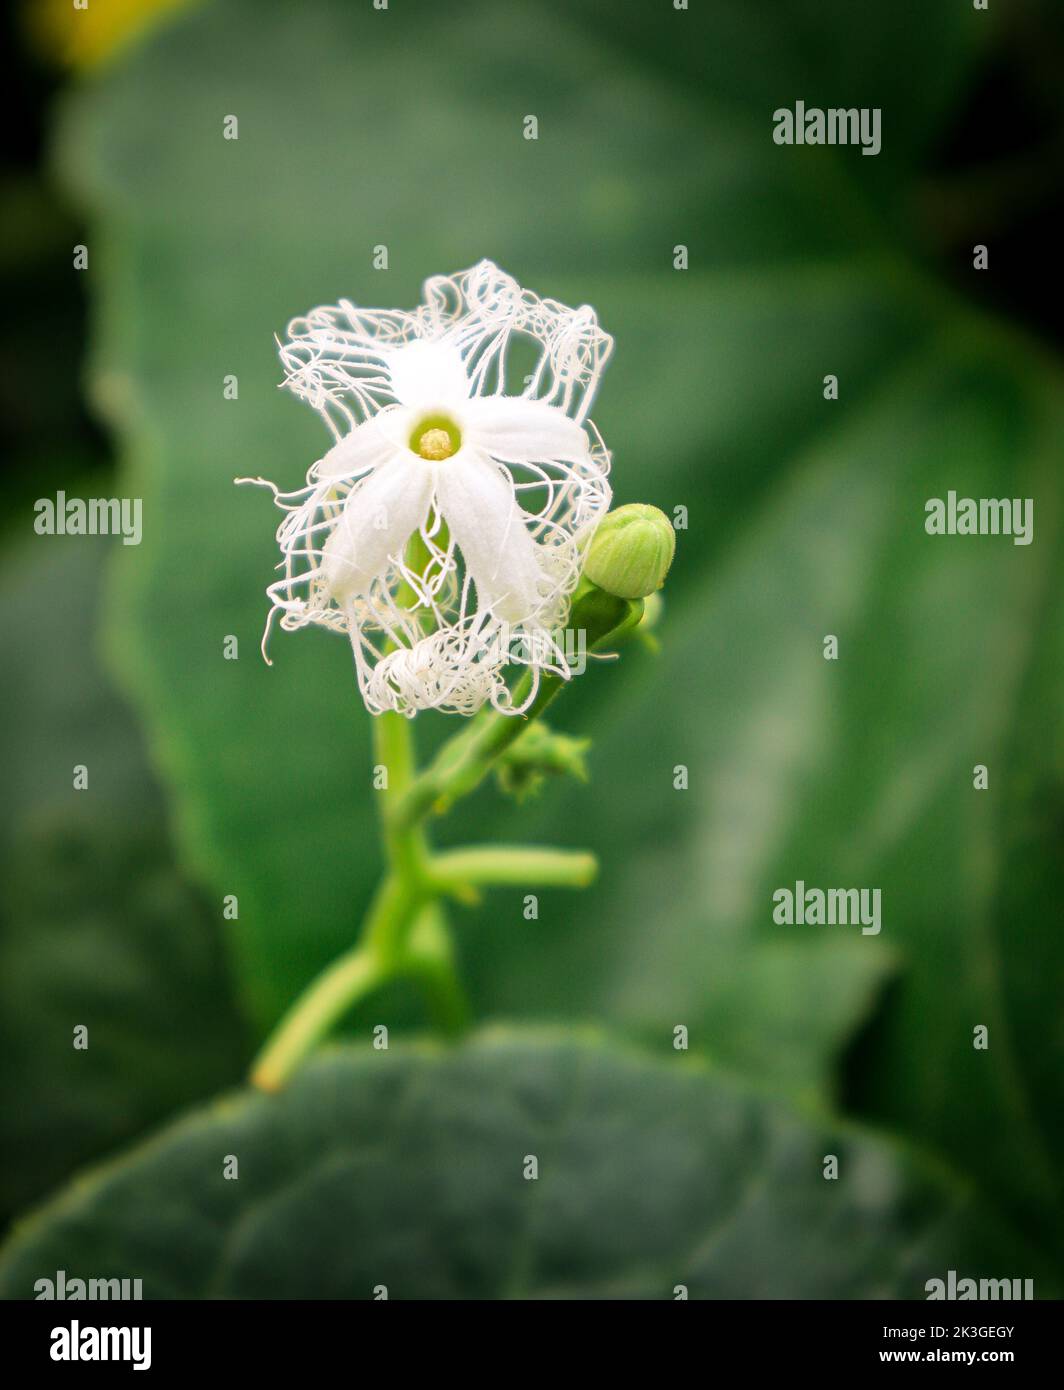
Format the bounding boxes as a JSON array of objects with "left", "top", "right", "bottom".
[{"left": 244, "top": 260, "right": 613, "bottom": 716}]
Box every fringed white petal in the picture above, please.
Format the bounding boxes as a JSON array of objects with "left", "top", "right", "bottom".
[
  {"left": 254, "top": 260, "right": 615, "bottom": 716},
  {"left": 322, "top": 453, "right": 433, "bottom": 601},
  {"left": 435, "top": 452, "right": 549, "bottom": 625},
  {"left": 387, "top": 341, "right": 471, "bottom": 409},
  {"left": 278, "top": 260, "right": 612, "bottom": 434},
  {"left": 463, "top": 396, "right": 591, "bottom": 464},
  {"left": 315, "top": 415, "right": 399, "bottom": 479},
  {"left": 357, "top": 623, "right": 507, "bottom": 718}
]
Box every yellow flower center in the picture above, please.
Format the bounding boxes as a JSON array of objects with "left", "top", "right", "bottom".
[{"left": 410, "top": 415, "right": 461, "bottom": 461}]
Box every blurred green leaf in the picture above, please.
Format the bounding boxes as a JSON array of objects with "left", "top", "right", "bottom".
[
  {"left": 51, "top": 0, "right": 1064, "bottom": 1265},
  {"left": 468, "top": 347, "right": 1064, "bottom": 1262},
  {"left": 0, "top": 540, "right": 247, "bottom": 1223},
  {"left": 53, "top": 0, "right": 926, "bottom": 1052},
  {"left": 0, "top": 1030, "right": 1045, "bottom": 1300}
]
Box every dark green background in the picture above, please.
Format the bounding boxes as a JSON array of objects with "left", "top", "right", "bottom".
[{"left": 0, "top": 0, "right": 1061, "bottom": 1297}]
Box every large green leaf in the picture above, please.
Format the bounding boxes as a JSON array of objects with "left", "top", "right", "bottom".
[
  {"left": 0, "top": 538, "right": 248, "bottom": 1224},
  {"left": 462, "top": 340, "right": 1064, "bottom": 1258},
  {"left": 53, "top": 0, "right": 936, "bottom": 1053},
  {"left": 0, "top": 1031, "right": 1044, "bottom": 1300},
  {"left": 52, "top": 0, "right": 1064, "bottom": 1262}
]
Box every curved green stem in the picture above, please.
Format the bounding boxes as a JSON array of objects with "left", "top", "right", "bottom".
[
  {"left": 394, "top": 671, "right": 554, "bottom": 826},
  {"left": 431, "top": 844, "right": 598, "bottom": 893},
  {"left": 405, "top": 902, "right": 470, "bottom": 1035},
  {"left": 250, "top": 589, "right": 640, "bottom": 1092},
  {"left": 251, "top": 712, "right": 429, "bottom": 1092},
  {"left": 250, "top": 942, "right": 387, "bottom": 1093},
  {"left": 374, "top": 709, "right": 430, "bottom": 880},
  {"left": 395, "top": 589, "right": 642, "bottom": 828}
]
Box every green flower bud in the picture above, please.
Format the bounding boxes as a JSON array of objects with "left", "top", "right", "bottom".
[{"left": 583, "top": 504, "right": 675, "bottom": 599}]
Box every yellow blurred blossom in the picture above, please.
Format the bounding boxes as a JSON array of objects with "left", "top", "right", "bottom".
[{"left": 28, "top": 0, "right": 198, "bottom": 70}]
